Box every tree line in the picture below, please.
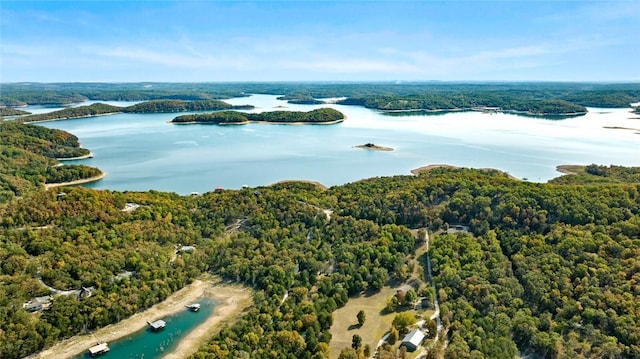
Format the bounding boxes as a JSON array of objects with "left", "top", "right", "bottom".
[{"left": 2, "top": 82, "right": 638, "bottom": 109}]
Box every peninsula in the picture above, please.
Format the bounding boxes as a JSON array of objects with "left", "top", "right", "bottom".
[{"left": 15, "top": 100, "right": 255, "bottom": 123}]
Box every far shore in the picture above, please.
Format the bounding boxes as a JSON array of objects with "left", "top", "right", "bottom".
[
  {"left": 31, "top": 276, "right": 252, "bottom": 359},
  {"left": 379, "top": 107, "right": 587, "bottom": 117},
  {"left": 44, "top": 172, "right": 106, "bottom": 190},
  {"left": 19, "top": 112, "right": 122, "bottom": 124}
]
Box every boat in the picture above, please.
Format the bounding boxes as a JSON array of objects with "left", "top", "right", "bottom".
[
  {"left": 88, "top": 342, "right": 110, "bottom": 357},
  {"left": 186, "top": 303, "right": 201, "bottom": 312},
  {"left": 147, "top": 319, "right": 166, "bottom": 331}
]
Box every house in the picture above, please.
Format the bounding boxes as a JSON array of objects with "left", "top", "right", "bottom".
[
  {"left": 446, "top": 224, "right": 470, "bottom": 234},
  {"left": 79, "top": 286, "right": 95, "bottom": 299},
  {"left": 23, "top": 296, "right": 52, "bottom": 313},
  {"left": 177, "top": 245, "right": 196, "bottom": 253},
  {"left": 401, "top": 328, "right": 425, "bottom": 352},
  {"left": 396, "top": 284, "right": 413, "bottom": 297}
]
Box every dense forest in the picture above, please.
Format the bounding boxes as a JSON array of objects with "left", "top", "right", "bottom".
[
  {"left": 0, "top": 122, "right": 102, "bottom": 202},
  {"left": 172, "top": 108, "right": 345, "bottom": 124},
  {"left": 1, "top": 122, "right": 639, "bottom": 358}
]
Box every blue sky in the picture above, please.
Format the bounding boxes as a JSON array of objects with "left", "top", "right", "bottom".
[{"left": 1, "top": 1, "right": 639, "bottom": 82}]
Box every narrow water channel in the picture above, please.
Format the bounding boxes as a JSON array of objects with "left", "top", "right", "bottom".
[{"left": 74, "top": 297, "right": 218, "bottom": 359}]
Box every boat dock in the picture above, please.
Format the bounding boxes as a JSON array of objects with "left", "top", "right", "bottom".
[
  {"left": 88, "top": 342, "right": 110, "bottom": 357},
  {"left": 147, "top": 319, "right": 166, "bottom": 331}
]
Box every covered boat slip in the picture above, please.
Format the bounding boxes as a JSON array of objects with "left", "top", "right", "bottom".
[
  {"left": 147, "top": 319, "right": 166, "bottom": 331},
  {"left": 88, "top": 342, "right": 109, "bottom": 357}
]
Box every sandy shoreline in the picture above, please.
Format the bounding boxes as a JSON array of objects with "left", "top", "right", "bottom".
[
  {"left": 56, "top": 152, "right": 94, "bottom": 161},
  {"left": 32, "top": 276, "right": 251, "bottom": 359},
  {"left": 555, "top": 164, "right": 583, "bottom": 175},
  {"left": 44, "top": 172, "right": 107, "bottom": 190}
]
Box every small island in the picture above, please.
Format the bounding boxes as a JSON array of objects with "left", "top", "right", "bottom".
[
  {"left": 171, "top": 108, "right": 345, "bottom": 125},
  {"left": 353, "top": 143, "right": 394, "bottom": 151}
]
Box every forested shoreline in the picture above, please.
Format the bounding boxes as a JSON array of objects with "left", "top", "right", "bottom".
[
  {"left": 12, "top": 100, "right": 255, "bottom": 123},
  {"left": 0, "top": 122, "right": 102, "bottom": 202},
  {"left": 2, "top": 82, "right": 639, "bottom": 116},
  {"left": 0, "top": 119, "right": 639, "bottom": 358}
]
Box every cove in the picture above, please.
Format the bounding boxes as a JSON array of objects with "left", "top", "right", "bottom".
[{"left": 73, "top": 298, "right": 218, "bottom": 359}]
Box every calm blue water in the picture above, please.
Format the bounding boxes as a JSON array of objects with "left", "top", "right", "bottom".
[
  {"left": 73, "top": 298, "right": 217, "bottom": 359},
  {"left": 37, "top": 95, "right": 640, "bottom": 193}
]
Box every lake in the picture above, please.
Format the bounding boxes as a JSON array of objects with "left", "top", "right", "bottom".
[
  {"left": 73, "top": 298, "right": 217, "bottom": 359},
  {"left": 37, "top": 94, "right": 640, "bottom": 194}
]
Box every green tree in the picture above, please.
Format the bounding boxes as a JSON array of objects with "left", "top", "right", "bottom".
[
  {"left": 357, "top": 310, "right": 366, "bottom": 326},
  {"left": 352, "top": 334, "right": 363, "bottom": 350},
  {"left": 385, "top": 296, "right": 398, "bottom": 313},
  {"left": 392, "top": 312, "right": 416, "bottom": 334},
  {"left": 405, "top": 289, "right": 418, "bottom": 305}
]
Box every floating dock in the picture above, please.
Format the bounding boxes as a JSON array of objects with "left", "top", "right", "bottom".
[
  {"left": 147, "top": 319, "right": 166, "bottom": 331},
  {"left": 186, "top": 303, "right": 201, "bottom": 312},
  {"left": 88, "top": 342, "right": 110, "bottom": 357}
]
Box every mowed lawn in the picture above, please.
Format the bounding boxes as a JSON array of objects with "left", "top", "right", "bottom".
[{"left": 329, "top": 287, "right": 398, "bottom": 358}]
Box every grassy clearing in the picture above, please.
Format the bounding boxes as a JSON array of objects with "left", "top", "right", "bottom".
[
  {"left": 329, "top": 287, "right": 398, "bottom": 358},
  {"left": 329, "top": 286, "right": 434, "bottom": 358}
]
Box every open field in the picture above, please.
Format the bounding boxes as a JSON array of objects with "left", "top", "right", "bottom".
[
  {"left": 329, "top": 287, "right": 398, "bottom": 358},
  {"left": 31, "top": 275, "right": 251, "bottom": 359},
  {"left": 329, "top": 287, "right": 434, "bottom": 358}
]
